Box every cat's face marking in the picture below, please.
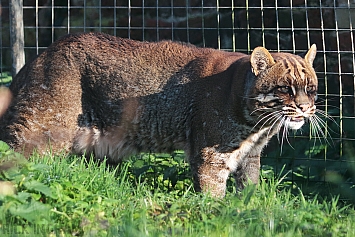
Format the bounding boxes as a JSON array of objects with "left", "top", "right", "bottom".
[
  {"left": 248, "top": 45, "right": 319, "bottom": 133},
  {"left": 255, "top": 93, "right": 279, "bottom": 103}
]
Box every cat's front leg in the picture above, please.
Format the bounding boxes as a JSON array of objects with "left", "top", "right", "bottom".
[
  {"left": 233, "top": 154, "right": 261, "bottom": 191},
  {"left": 190, "top": 147, "right": 231, "bottom": 198}
]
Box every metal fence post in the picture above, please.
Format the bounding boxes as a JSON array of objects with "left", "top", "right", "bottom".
[{"left": 9, "top": 0, "right": 25, "bottom": 78}]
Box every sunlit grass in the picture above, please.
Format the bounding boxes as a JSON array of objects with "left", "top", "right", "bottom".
[{"left": 0, "top": 141, "right": 355, "bottom": 236}]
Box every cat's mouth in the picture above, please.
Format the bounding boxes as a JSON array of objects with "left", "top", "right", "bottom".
[
  {"left": 290, "top": 116, "right": 304, "bottom": 122},
  {"left": 286, "top": 116, "right": 305, "bottom": 130}
]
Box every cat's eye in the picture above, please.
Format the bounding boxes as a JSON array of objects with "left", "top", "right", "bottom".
[{"left": 277, "top": 86, "right": 291, "bottom": 94}]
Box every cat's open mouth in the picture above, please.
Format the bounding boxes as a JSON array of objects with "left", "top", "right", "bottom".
[
  {"left": 290, "top": 116, "right": 304, "bottom": 122},
  {"left": 287, "top": 116, "right": 305, "bottom": 130}
]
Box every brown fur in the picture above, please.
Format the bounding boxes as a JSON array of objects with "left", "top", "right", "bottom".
[{"left": 0, "top": 32, "right": 318, "bottom": 197}]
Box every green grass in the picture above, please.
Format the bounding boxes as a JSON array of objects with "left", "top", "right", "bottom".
[{"left": 1, "top": 141, "right": 355, "bottom": 236}]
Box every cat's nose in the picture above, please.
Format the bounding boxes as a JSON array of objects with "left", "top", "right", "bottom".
[{"left": 298, "top": 103, "right": 310, "bottom": 112}]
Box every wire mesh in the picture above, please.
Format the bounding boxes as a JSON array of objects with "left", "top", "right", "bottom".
[{"left": 0, "top": 0, "right": 355, "bottom": 193}]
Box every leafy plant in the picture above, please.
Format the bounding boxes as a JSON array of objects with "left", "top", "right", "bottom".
[
  {"left": 128, "top": 151, "right": 192, "bottom": 196},
  {"left": 0, "top": 141, "right": 52, "bottom": 234},
  {"left": 1, "top": 140, "right": 355, "bottom": 236},
  {"left": 0, "top": 72, "right": 12, "bottom": 86}
]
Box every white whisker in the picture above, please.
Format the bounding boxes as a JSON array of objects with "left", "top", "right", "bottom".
[
  {"left": 315, "top": 109, "right": 339, "bottom": 125},
  {"left": 249, "top": 100, "right": 335, "bottom": 154},
  {"left": 280, "top": 117, "right": 289, "bottom": 153},
  {"left": 276, "top": 116, "right": 287, "bottom": 142},
  {"left": 249, "top": 107, "right": 274, "bottom": 116},
  {"left": 309, "top": 119, "right": 318, "bottom": 148},
  {"left": 251, "top": 110, "right": 283, "bottom": 131},
  {"left": 258, "top": 112, "right": 283, "bottom": 131},
  {"left": 310, "top": 115, "right": 334, "bottom": 145},
  {"left": 309, "top": 117, "right": 323, "bottom": 146},
  {"left": 283, "top": 117, "right": 294, "bottom": 150},
  {"left": 267, "top": 113, "right": 283, "bottom": 138}
]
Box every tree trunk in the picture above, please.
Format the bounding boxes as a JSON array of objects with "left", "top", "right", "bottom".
[{"left": 9, "top": 0, "right": 25, "bottom": 78}]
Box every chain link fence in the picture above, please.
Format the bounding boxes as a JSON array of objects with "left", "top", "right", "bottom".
[{"left": 1, "top": 0, "right": 355, "bottom": 196}]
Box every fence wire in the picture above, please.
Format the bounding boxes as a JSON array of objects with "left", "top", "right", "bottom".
[{"left": 1, "top": 0, "right": 355, "bottom": 193}]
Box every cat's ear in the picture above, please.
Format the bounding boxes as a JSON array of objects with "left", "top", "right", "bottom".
[
  {"left": 250, "top": 47, "right": 275, "bottom": 76},
  {"left": 304, "top": 44, "right": 317, "bottom": 66}
]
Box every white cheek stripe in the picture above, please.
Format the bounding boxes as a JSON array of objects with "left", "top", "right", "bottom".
[
  {"left": 291, "top": 86, "right": 296, "bottom": 96},
  {"left": 256, "top": 93, "right": 278, "bottom": 103}
]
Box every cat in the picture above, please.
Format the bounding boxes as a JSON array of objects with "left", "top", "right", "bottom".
[{"left": 0, "top": 32, "right": 321, "bottom": 197}]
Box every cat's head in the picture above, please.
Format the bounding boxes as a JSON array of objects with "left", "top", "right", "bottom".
[{"left": 246, "top": 45, "right": 318, "bottom": 131}]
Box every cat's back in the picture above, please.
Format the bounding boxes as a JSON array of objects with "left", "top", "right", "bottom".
[
  {"left": 34, "top": 32, "right": 246, "bottom": 97},
  {"left": 48, "top": 32, "right": 210, "bottom": 70},
  {"left": 50, "top": 32, "right": 245, "bottom": 78},
  {"left": 11, "top": 32, "right": 247, "bottom": 94},
  {"left": 0, "top": 32, "right": 247, "bottom": 156}
]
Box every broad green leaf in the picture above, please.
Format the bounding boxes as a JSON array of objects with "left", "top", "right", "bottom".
[
  {"left": 132, "top": 159, "right": 145, "bottom": 168},
  {"left": 28, "top": 163, "right": 50, "bottom": 171},
  {"left": 0, "top": 141, "right": 10, "bottom": 152},
  {"left": 9, "top": 200, "right": 50, "bottom": 222},
  {"left": 16, "top": 192, "right": 32, "bottom": 202},
  {"left": 24, "top": 181, "right": 57, "bottom": 199}
]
